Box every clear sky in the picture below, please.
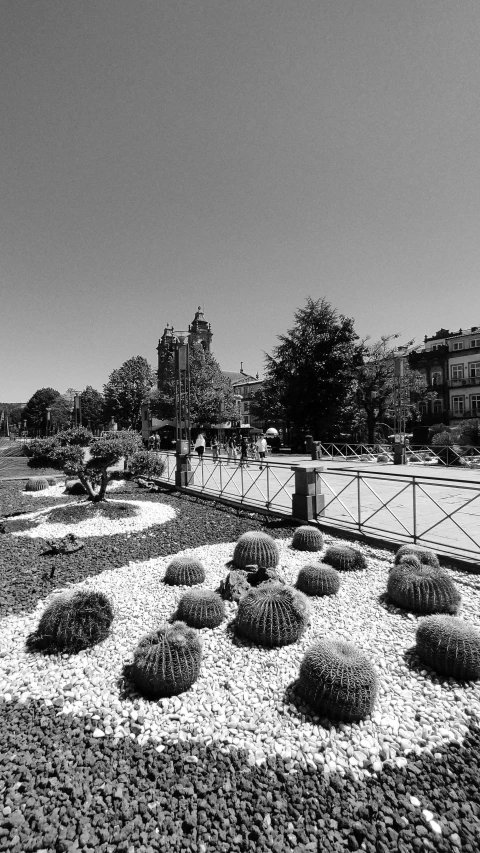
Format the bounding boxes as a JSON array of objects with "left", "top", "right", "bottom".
[{"left": 1, "top": 1, "right": 479, "bottom": 402}]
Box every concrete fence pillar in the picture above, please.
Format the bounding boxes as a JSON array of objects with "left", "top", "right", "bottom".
[
  {"left": 175, "top": 453, "right": 194, "bottom": 488},
  {"left": 291, "top": 463, "right": 325, "bottom": 521}
]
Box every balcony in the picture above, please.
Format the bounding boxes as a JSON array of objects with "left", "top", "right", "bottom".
[{"left": 447, "top": 377, "right": 480, "bottom": 388}]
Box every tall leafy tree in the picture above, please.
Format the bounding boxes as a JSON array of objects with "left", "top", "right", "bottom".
[
  {"left": 152, "top": 341, "right": 236, "bottom": 426},
  {"left": 80, "top": 386, "right": 105, "bottom": 430},
  {"left": 355, "top": 337, "right": 431, "bottom": 442},
  {"left": 103, "top": 356, "right": 155, "bottom": 430},
  {"left": 49, "top": 394, "right": 72, "bottom": 430},
  {"left": 22, "top": 388, "right": 61, "bottom": 432},
  {"left": 251, "top": 298, "right": 363, "bottom": 439}
]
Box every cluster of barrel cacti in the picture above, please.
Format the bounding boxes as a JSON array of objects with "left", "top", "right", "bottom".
[{"left": 23, "top": 519, "right": 479, "bottom": 728}]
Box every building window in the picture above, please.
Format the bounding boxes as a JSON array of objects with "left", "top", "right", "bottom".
[
  {"left": 419, "top": 402, "right": 427, "bottom": 415},
  {"left": 470, "top": 339, "right": 480, "bottom": 348},
  {"left": 471, "top": 395, "right": 480, "bottom": 413},
  {"left": 451, "top": 364, "right": 464, "bottom": 379},
  {"left": 469, "top": 362, "right": 480, "bottom": 378},
  {"left": 452, "top": 396, "right": 464, "bottom": 414},
  {"left": 431, "top": 371, "right": 442, "bottom": 385},
  {"left": 452, "top": 342, "right": 464, "bottom": 351},
  {"left": 433, "top": 400, "right": 442, "bottom": 414}
]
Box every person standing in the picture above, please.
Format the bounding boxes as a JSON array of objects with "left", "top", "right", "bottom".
[
  {"left": 194, "top": 432, "right": 206, "bottom": 459},
  {"left": 211, "top": 435, "right": 219, "bottom": 461},
  {"left": 256, "top": 434, "right": 267, "bottom": 469},
  {"left": 240, "top": 435, "right": 249, "bottom": 467},
  {"left": 227, "top": 435, "right": 237, "bottom": 465},
  {"left": 154, "top": 433, "right": 160, "bottom": 451}
]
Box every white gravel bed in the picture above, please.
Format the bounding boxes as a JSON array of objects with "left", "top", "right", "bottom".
[
  {"left": 10, "top": 498, "right": 176, "bottom": 539},
  {"left": 1, "top": 536, "right": 479, "bottom": 778},
  {"left": 22, "top": 478, "right": 129, "bottom": 499}
]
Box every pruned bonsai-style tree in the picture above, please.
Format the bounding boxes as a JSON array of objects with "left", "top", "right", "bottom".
[{"left": 27, "top": 428, "right": 143, "bottom": 502}]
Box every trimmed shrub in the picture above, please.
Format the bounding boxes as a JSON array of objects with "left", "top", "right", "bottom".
[
  {"left": 233, "top": 531, "right": 279, "bottom": 570},
  {"left": 131, "top": 621, "right": 202, "bottom": 697},
  {"left": 164, "top": 556, "right": 205, "bottom": 586},
  {"left": 26, "top": 590, "right": 114, "bottom": 654},
  {"left": 387, "top": 562, "right": 460, "bottom": 614},
  {"left": 292, "top": 526, "right": 324, "bottom": 552},
  {"left": 297, "top": 638, "right": 378, "bottom": 722},
  {"left": 377, "top": 453, "right": 390, "bottom": 463},
  {"left": 235, "top": 582, "right": 309, "bottom": 647},
  {"left": 296, "top": 563, "right": 340, "bottom": 597},
  {"left": 177, "top": 588, "right": 225, "bottom": 629},
  {"left": 25, "top": 477, "right": 49, "bottom": 492},
  {"left": 129, "top": 451, "right": 166, "bottom": 479},
  {"left": 416, "top": 615, "right": 480, "bottom": 680},
  {"left": 323, "top": 544, "right": 367, "bottom": 571},
  {"left": 395, "top": 544, "right": 440, "bottom": 568}
]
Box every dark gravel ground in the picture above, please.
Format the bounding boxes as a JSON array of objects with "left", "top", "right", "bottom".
[
  {"left": 0, "top": 698, "right": 478, "bottom": 853},
  {"left": 0, "top": 480, "right": 295, "bottom": 617},
  {"left": 1, "top": 478, "right": 479, "bottom": 852}
]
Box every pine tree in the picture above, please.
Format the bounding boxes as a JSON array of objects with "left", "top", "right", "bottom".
[{"left": 252, "top": 298, "right": 363, "bottom": 440}]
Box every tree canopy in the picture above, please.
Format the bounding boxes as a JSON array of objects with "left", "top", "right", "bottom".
[
  {"left": 151, "top": 341, "right": 236, "bottom": 426},
  {"left": 79, "top": 386, "right": 105, "bottom": 430},
  {"left": 103, "top": 356, "right": 154, "bottom": 430},
  {"left": 252, "top": 298, "right": 363, "bottom": 439},
  {"left": 22, "top": 388, "right": 61, "bottom": 431},
  {"left": 354, "top": 336, "right": 430, "bottom": 442}
]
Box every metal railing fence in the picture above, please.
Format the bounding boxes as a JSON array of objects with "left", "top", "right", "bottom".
[
  {"left": 151, "top": 452, "right": 480, "bottom": 563},
  {"left": 317, "top": 442, "right": 480, "bottom": 468}
]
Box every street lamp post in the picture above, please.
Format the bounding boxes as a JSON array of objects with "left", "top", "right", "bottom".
[
  {"left": 45, "top": 407, "right": 51, "bottom": 437},
  {"left": 174, "top": 332, "right": 194, "bottom": 487}
]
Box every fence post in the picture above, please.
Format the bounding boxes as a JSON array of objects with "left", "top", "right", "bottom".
[
  {"left": 291, "top": 463, "right": 325, "bottom": 521},
  {"left": 412, "top": 477, "right": 417, "bottom": 543},
  {"left": 357, "top": 472, "right": 362, "bottom": 532}
]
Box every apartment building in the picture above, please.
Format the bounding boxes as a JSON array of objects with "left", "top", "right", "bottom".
[{"left": 411, "top": 326, "right": 480, "bottom": 423}]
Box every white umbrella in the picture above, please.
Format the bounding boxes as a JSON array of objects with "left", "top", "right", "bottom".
[{"left": 265, "top": 427, "right": 279, "bottom": 436}]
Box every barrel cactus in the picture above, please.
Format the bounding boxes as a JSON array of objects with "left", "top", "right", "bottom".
[
  {"left": 387, "top": 561, "right": 460, "bottom": 614},
  {"left": 235, "top": 582, "right": 309, "bottom": 647},
  {"left": 297, "top": 638, "right": 378, "bottom": 722},
  {"left": 177, "top": 588, "right": 225, "bottom": 629},
  {"left": 25, "top": 477, "right": 49, "bottom": 492},
  {"left": 395, "top": 544, "right": 440, "bottom": 568},
  {"left": 26, "top": 589, "right": 114, "bottom": 653},
  {"left": 233, "top": 531, "right": 279, "bottom": 570},
  {"left": 416, "top": 616, "right": 480, "bottom": 680},
  {"left": 164, "top": 556, "right": 206, "bottom": 586},
  {"left": 292, "top": 526, "right": 324, "bottom": 552},
  {"left": 323, "top": 544, "right": 367, "bottom": 571},
  {"left": 131, "top": 621, "right": 202, "bottom": 697},
  {"left": 296, "top": 563, "right": 340, "bottom": 597}
]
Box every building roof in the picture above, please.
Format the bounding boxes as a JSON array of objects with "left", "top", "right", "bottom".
[{"left": 223, "top": 371, "right": 258, "bottom": 385}]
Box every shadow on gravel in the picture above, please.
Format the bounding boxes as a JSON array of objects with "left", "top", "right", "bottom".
[
  {"left": 403, "top": 645, "right": 451, "bottom": 686},
  {"left": 117, "top": 663, "right": 142, "bottom": 701},
  {"left": 377, "top": 591, "right": 420, "bottom": 621}
]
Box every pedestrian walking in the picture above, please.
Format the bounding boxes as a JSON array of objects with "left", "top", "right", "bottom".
[
  {"left": 211, "top": 435, "right": 219, "bottom": 461},
  {"left": 148, "top": 434, "right": 155, "bottom": 451},
  {"left": 256, "top": 434, "right": 267, "bottom": 469},
  {"left": 154, "top": 433, "right": 160, "bottom": 451},
  {"left": 240, "top": 435, "right": 249, "bottom": 467},
  {"left": 194, "top": 432, "right": 206, "bottom": 459},
  {"left": 227, "top": 435, "right": 237, "bottom": 464}
]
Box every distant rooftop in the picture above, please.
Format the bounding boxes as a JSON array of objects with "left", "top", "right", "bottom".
[{"left": 425, "top": 325, "right": 480, "bottom": 341}]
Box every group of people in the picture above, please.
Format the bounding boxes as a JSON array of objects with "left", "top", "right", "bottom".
[{"left": 194, "top": 433, "right": 269, "bottom": 469}]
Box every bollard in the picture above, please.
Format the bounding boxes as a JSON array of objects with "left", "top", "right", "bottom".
[{"left": 291, "top": 463, "right": 325, "bottom": 521}]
